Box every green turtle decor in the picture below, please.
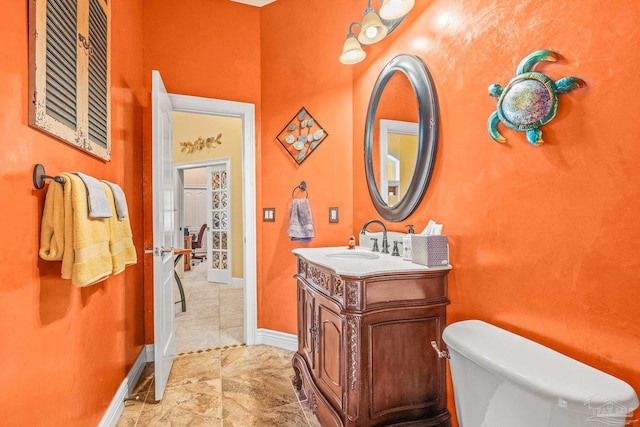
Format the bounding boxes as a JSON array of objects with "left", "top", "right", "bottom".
[{"left": 488, "top": 49, "right": 585, "bottom": 146}]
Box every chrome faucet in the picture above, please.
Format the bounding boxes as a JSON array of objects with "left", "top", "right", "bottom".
[{"left": 360, "top": 219, "right": 389, "bottom": 254}]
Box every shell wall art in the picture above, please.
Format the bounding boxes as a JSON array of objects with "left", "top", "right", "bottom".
[{"left": 276, "top": 107, "right": 328, "bottom": 165}]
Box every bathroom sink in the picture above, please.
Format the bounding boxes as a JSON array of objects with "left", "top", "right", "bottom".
[{"left": 326, "top": 251, "right": 380, "bottom": 260}]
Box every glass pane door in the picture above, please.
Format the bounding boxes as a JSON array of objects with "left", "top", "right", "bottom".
[{"left": 208, "top": 162, "right": 231, "bottom": 284}]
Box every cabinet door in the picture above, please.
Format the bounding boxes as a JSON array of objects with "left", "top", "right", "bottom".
[
  {"left": 316, "top": 298, "right": 344, "bottom": 412},
  {"left": 298, "top": 282, "right": 316, "bottom": 370},
  {"left": 366, "top": 307, "right": 447, "bottom": 421}
]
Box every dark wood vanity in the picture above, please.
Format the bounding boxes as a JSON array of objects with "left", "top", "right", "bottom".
[{"left": 292, "top": 249, "right": 451, "bottom": 427}]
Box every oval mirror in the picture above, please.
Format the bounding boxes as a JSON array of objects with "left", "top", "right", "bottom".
[{"left": 364, "top": 54, "right": 439, "bottom": 222}]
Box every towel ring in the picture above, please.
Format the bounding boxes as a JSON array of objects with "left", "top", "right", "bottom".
[
  {"left": 292, "top": 181, "right": 308, "bottom": 198},
  {"left": 33, "top": 164, "right": 66, "bottom": 189}
]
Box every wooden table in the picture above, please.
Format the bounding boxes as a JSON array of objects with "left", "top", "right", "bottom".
[{"left": 174, "top": 249, "right": 192, "bottom": 312}]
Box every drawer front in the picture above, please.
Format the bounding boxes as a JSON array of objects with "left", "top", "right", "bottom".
[{"left": 365, "top": 275, "right": 447, "bottom": 308}]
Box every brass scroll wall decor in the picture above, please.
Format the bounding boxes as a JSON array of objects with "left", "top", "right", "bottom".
[{"left": 179, "top": 134, "right": 223, "bottom": 154}]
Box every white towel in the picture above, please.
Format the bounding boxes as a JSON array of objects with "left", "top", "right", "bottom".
[
  {"left": 102, "top": 180, "right": 129, "bottom": 220},
  {"left": 288, "top": 198, "right": 315, "bottom": 242},
  {"left": 75, "top": 172, "right": 112, "bottom": 218}
]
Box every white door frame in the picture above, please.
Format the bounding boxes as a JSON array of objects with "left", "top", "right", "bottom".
[
  {"left": 379, "top": 119, "right": 418, "bottom": 204},
  {"left": 168, "top": 94, "right": 258, "bottom": 346}
]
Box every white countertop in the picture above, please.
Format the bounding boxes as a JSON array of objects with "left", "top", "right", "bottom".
[{"left": 292, "top": 246, "right": 451, "bottom": 276}]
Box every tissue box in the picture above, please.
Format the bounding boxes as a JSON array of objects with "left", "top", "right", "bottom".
[{"left": 411, "top": 235, "right": 449, "bottom": 267}]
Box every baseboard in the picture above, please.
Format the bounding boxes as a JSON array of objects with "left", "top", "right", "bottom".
[
  {"left": 255, "top": 328, "right": 298, "bottom": 352},
  {"left": 232, "top": 277, "right": 245, "bottom": 288},
  {"left": 145, "top": 344, "right": 155, "bottom": 362},
  {"left": 98, "top": 344, "right": 152, "bottom": 427}
]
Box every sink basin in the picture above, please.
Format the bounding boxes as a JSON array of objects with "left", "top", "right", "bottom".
[{"left": 326, "top": 251, "right": 380, "bottom": 260}]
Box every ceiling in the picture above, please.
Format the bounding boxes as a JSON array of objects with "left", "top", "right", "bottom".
[{"left": 230, "top": 0, "right": 277, "bottom": 6}]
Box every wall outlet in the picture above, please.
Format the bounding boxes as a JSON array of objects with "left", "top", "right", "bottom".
[
  {"left": 263, "top": 208, "right": 275, "bottom": 222},
  {"left": 329, "top": 207, "right": 339, "bottom": 223}
]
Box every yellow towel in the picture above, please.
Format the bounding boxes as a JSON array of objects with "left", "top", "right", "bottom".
[
  {"left": 39, "top": 175, "right": 74, "bottom": 278},
  {"left": 104, "top": 183, "right": 137, "bottom": 274},
  {"left": 39, "top": 179, "right": 66, "bottom": 261},
  {"left": 39, "top": 173, "right": 137, "bottom": 286},
  {"left": 63, "top": 173, "right": 113, "bottom": 287}
]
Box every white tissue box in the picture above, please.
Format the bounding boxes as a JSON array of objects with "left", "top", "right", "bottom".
[{"left": 411, "top": 235, "right": 449, "bottom": 267}]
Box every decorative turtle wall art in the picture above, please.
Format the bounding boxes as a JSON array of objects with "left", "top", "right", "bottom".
[{"left": 487, "top": 49, "right": 585, "bottom": 146}]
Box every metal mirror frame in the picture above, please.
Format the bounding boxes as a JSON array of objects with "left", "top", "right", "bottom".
[{"left": 365, "top": 54, "right": 440, "bottom": 222}]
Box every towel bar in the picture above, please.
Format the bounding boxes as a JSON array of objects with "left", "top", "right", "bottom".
[{"left": 33, "top": 164, "right": 66, "bottom": 189}]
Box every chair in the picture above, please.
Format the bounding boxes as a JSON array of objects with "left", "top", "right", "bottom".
[{"left": 192, "top": 223, "right": 207, "bottom": 264}]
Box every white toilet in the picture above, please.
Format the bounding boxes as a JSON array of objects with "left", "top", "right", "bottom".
[{"left": 442, "top": 320, "right": 639, "bottom": 427}]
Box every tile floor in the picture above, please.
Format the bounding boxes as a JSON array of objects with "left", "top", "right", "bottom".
[
  {"left": 116, "top": 260, "right": 320, "bottom": 426},
  {"left": 116, "top": 345, "right": 320, "bottom": 426},
  {"left": 175, "top": 260, "right": 244, "bottom": 353}
]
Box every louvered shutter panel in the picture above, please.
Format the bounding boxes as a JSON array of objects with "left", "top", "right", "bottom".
[
  {"left": 87, "top": 0, "right": 108, "bottom": 149},
  {"left": 29, "top": 0, "right": 111, "bottom": 161},
  {"left": 45, "top": 0, "right": 77, "bottom": 130}
]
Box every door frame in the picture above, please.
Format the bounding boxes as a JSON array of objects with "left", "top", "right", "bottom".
[{"left": 167, "top": 94, "right": 257, "bottom": 346}]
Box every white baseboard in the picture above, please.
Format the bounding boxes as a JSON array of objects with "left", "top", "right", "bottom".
[
  {"left": 255, "top": 328, "right": 298, "bottom": 352},
  {"left": 145, "top": 344, "right": 155, "bottom": 362},
  {"left": 99, "top": 344, "right": 152, "bottom": 427},
  {"left": 232, "top": 277, "right": 245, "bottom": 288}
]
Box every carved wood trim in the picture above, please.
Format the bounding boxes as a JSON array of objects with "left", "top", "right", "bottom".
[
  {"left": 346, "top": 280, "right": 360, "bottom": 309},
  {"left": 346, "top": 315, "right": 360, "bottom": 423},
  {"left": 298, "top": 258, "right": 308, "bottom": 278},
  {"left": 308, "top": 390, "right": 319, "bottom": 415},
  {"left": 347, "top": 316, "right": 359, "bottom": 391},
  {"left": 308, "top": 265, "right": 331, "bottom": 292},
  {"left": 333, "top": 276, "right": 343, "bottom": 299}
]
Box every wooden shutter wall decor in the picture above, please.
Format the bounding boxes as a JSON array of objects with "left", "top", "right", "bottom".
[{"left": 29, "top": 0, "right": 111, "bottom": 161}]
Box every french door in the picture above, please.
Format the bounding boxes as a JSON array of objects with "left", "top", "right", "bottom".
[{"left": 207, "top": 160, "right": 231, "bottom": 284}]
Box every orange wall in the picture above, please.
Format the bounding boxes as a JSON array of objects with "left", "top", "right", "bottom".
[
  {"left": 351, "top": 0, "right": 640, "bottom": 422},
  {"left": 259, "top": 0, "right": 355, "bottom": 333},
  {"left": 0, "top": 0, "right": 146, "bottom": 425},
  {"left": 141, "top": 0, "right": 261, "bottom": 341},
  {"left": 142, "top": 0, "right": 354, "bottom": 337}
]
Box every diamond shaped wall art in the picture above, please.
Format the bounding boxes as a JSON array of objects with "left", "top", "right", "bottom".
[{"left": 276, "top": 107, "right": 328, "bottom": 165}]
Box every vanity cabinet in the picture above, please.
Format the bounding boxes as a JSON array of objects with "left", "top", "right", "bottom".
[{"left": 292, "top": 254, "right": 451, "bottom": 427}]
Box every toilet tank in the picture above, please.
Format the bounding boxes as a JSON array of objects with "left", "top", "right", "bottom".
[{"left": 442, "top": 320, "right": 638, "bottom": 427}]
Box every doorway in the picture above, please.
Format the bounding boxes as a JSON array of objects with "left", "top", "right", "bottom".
[{"left": 167, "top": 94, "right": 257, "bottom": 347}]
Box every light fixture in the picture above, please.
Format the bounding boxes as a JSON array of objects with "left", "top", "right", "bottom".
[
  {"left": 340, "top": 0, "right": 413, "bottom": 64},
  {"left": 379, "top": 0, "right": 415, "bottom": 21},
  {"left": 340, "top": 23, "right": 366, "bottom": 65},
  {"left": 358, "top": 6, "right": 388, "bottom": 45}
]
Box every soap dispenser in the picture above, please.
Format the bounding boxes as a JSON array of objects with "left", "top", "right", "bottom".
[{"left": 402, "top": 225, "right": 414, "bottom": 261}]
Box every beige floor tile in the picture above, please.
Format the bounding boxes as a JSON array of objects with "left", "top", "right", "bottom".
[
  {"left": 117, "top": 263, "right": 320, "bottom": 426},
  {"left": 220, "top": 326, "right": 244, "bottom": 347},
  {"left": 167, "top": 350, "right": 221, "bottom": 387},
  {"left": 222, "top": 401, "right": 310, "bottom": 427}
]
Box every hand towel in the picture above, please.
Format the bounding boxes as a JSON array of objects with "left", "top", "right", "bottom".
[
  {"left": 39, "top": 174, "right": 75, "bottom": 278},
  {"left": 39, "top": 179, "right": 66, "bottom": 261},
  {"left": 75, "top": 172, "right": 112, "bottom": 218},
  {"left": 104, "top": 182, "right": 137, "bottom": 274},
  {"left": 63, "top": 173, "right": 113, "bottom": 287},
  {"left": 288, "top": 198, "right": 315, "bottom": 242},
  {"left": 102, "top": 180, "right": 128, "bottom": 220}
]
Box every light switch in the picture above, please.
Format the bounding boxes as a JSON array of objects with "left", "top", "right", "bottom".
[
  {"left": 263, "top": 208, "right": 275, "bottom": 222},
  {"left": 329, "top": 207, "right": 339, "bottom": 223}
]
